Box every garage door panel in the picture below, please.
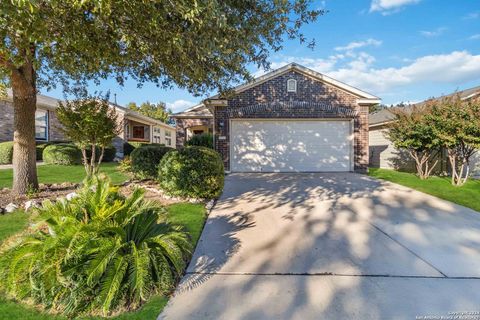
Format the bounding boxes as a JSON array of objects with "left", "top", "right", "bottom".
[{"left": 231, "top": 120, "right": 352, "bottom": 172}]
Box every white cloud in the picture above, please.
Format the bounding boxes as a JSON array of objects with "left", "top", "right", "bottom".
[
  {"left": 260, "top": 51, "right": 480, "bottom": 98},
  {"left": 166, "top": 99, "right": 196, "bottom": 112},
  {"left": 420, "top": 27, "right": 447, "bottom": 37},
  {"left": 469, "top": 34, "right": 480, "bottom": 40},
  {"left": 329, "top": 51, "right": 480, "bottom": 93},
  {"left": 335, "top": 38, "right": 382, "bottom": 51},
  {"left": 370, "top": 0, "right": 421, "bottom": 14}
]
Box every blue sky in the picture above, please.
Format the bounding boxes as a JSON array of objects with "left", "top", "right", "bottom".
[{"left": 41, "top": 0, "right": 480, "bottom": 111}]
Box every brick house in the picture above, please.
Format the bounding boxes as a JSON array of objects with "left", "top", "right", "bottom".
[
  {"left": 173, "top": 63, "right": 380, "bottom": 173},
  {"left": 171, "top": 103, "right": 213, "bottom": 149},
  {"left": 0, "top": 91, "right": 176, "bottom": 157}
]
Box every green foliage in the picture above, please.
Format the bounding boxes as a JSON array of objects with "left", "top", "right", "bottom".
[
  {"left": 386, "top": 105, "right": 441, "bottom": 179},
  {"left": 86, "top": 145, "right": 117, "bottom": 163},
  {"left": 42, "top": 143, "right": 82, "bottom": 165},
  {"left": 185, "top": 133, "right": 214, "bottom": 149},
  {"left": 130, "top": 145, "right": 174, "bottom": 179},
  {"left": 0, "top": 178, "right": 191, "bottom": 317},
  {"left": 0, "top": 1, "right": 321, "bottom": 94},
  {"left": 117, "top": 156, "right": 132, "bottom": 174},
  {"left": 158, "top": 146, "right": 224, "bottom": 199},
  {"left": 35, "top": 141, "right": 69, "bottom": 161},
  {"left": 35, "top": 142, "right": 48, "bottom": 161},
  {"left": 0, "top": 141, "right": 14, "bottom": 164},
  {"left": 56, "top": 94, "right": 120, "bottom": 176},
  {"left": 123, "top": 142, "right": 150, "bottom": 156},
  {"left": 425, "top": 95, "right": 480, "bottom": 185},
  {"left": 127, "top": 102, "right": 172, "bottom": 123}
]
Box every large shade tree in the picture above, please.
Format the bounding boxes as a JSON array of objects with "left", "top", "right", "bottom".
[
  {"left": 0, "top": 1, "right": 322, "bottom": 194},
  {"left": 127, "top": 101, "right": 172, "bottom": 124}
]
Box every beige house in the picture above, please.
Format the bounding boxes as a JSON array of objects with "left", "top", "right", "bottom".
[
  {"left": 369, "top": 86, "right": 480, "bottom": 176},
  {"left": 0, "top": 92, "right": 176, "bottom": 157}
]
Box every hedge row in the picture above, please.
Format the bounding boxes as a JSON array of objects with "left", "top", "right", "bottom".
[{"left": 0, "top": 141, "right": 116, "bottom": 165}]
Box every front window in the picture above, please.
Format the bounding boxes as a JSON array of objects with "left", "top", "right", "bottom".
[
  {"left": 35, "top": 110, "right": 48, "bottom": 140},
  {"left": 132, "top": 126, "right": 145, "bottom": 139},
  {"left": 165, "top": 131, "right": 172, "bottom": 146}
]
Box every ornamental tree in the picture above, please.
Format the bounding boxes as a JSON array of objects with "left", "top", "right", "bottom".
[
  {"left": 0, "top": 0, "right": 322, "bottom": 194},
  {"left": 386, "top": 105, "right": 441, "bottom": 179},
  {"left": 56, "top": 93, "right": 120, "bottom": 177},
  {"left": 426, "top": 95, "right": 480, "bottom": 186}
]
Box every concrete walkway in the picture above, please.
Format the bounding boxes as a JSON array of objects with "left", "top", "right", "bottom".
[{"left": 160, "top": 173, "right": 480, "bottom": 320}]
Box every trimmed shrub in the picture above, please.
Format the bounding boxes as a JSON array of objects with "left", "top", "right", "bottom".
[
  {"left": 158, "top": 146, "right": 224, "bottom": 199},
  {"left": 36, "top": 141, "right": 70, "bottom": 161},
  {"left": 130, "top": 145, "right": 174, "bottom": 179},
  {"left": 0, "top": 141, "right": 14, "bottom": 164},
  {"left": 123, "top": 141, "right": 149, "bottom": 156},
  {"left": 185, "top": 133, "right": 214, "bottom": 149},
  {"left": 43, "top": 143, "right": 82, "bottom": 165}
]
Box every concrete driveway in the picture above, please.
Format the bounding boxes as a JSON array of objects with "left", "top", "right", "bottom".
[{"left": 160, "top": 173, "right": 480, "bottom": 320}]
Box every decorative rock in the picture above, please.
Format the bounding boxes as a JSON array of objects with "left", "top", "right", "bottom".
[
  {"left": 24, "top": 200, "right": 40, "bottom": 211},
  {"left": 205, "top": 199, "right": 216, "bottom": 211},
  {"left": 66, "top": 192, "right": 78, "bottom": 201},
  {"left": 5, "top": 203, "right": 18, "bottom": 213}
]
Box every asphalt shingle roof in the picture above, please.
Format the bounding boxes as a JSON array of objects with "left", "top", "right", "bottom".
[{"left": 369, "top": 85, "right": 480, "bottom": 126}]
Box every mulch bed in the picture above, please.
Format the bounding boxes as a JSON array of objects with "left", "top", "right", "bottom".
[
  {"left": 0, "top": 180, "right": 192, "bottom": 212},
  {"left": 0, "top": 183, "right": 79, "bottom": 210}
]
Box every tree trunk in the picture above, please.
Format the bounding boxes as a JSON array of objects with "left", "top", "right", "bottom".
[{"left": 11, "top": 61, "right": 38, "bottom": 195}]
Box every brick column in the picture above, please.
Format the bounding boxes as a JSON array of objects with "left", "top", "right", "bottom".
[{"left": 354, "top": 105, "right": 369, "bottom": 173}]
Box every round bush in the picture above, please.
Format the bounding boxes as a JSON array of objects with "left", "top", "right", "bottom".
[
  {"left": 130, "top": 145, "right": 174, "bottom": 179},
  {"left": 158, "top": 146, "right": 224, "bottom": 199},
  {"left": 185, "top": 133, "right": 214, "bottom": 149},
  {"left": 43, "top": 143, "right": 82, "bottom": 165},
  {"left": 0, "top": 141, "right": 14, "bottom": 164}
]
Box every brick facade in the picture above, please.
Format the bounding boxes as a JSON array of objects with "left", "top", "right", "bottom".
[
  {"left": 0, "top": 100, "right": 14, "bottom": 142},
  {"left": 0, "top": 100, "right": 66, "bottom": 142},
  {"left": 175, "top": 118, "right": 213, "bottom": 149},
  {"left": 213, "top": 70, "right": 370, "bottom": 173}
]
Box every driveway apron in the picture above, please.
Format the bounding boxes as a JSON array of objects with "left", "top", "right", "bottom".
[{"left": 160, "top": 173, "right": 480, "bottom": 320}]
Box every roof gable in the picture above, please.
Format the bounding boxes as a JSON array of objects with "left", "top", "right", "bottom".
[{"left": 209, "top": 63, "right": 380, "bottom": 101}]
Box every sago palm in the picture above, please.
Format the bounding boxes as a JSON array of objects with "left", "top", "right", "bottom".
[{"left": 0, "top": 177, "right": 192, "bottom": 317}]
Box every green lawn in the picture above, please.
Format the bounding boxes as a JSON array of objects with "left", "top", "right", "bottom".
[
  {"left": 369, "top": 168, "right": 480, "bottom": 212},
  {"left": 0, "top": 163, "right": 128, "bottom": 188},
  {"left": 0, "top": 203, "right": 207, "bottom": 320}
]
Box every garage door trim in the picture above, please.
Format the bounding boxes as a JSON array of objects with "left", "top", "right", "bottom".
[{"left": 229, "top": 118, "right": 354, "bottom": 173}]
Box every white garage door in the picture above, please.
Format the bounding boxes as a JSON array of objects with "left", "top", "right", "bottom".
[{"left": 231, "top": 119, "right": 353, "bottom": 172}]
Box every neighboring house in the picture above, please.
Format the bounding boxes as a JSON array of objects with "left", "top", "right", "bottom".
[
  {"left": 171, "top": 103, "right": 213, "bottom": 148},
  {"left": 0, "top": 92, "right": 176, "bottom": 157},
  {"left": 173, "top": 63, "right": 380, "bottom": 173},
  {"left": 369, "top": 85, "right": 480, "bottom": 176}
]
